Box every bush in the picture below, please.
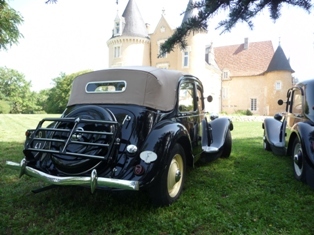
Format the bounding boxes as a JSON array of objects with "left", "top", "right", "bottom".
[{"left": 234, "top": 109, "right": 253, "bottom": 116}]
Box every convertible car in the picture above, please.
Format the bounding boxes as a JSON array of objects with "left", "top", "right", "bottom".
[
  {"left": 6, "top": 67, "right": 233, "bottom": 206},
  {"left": 263, "top": 79, "right": 314, "bottom": 188}
]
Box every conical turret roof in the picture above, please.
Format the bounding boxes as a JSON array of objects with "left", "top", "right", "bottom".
[
  {"left": 266, "top": 45, "right": 294, "bottom": 73},
  {"left": 121, "top": 0, "right": 149, "bottom": 38}
]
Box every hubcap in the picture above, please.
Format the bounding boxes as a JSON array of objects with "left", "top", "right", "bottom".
[
  {"left": 293, "top": 142, "right": 303, "bottom": 177},
  {"left": 175, "top": 169, "right": 181, "bottom": 182}
]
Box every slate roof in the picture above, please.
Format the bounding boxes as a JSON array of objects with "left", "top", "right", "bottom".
[
  {"left": 266, "top": 45, "right": 294, "bottom": 73},
  {"left": 214, "top": 40, "right": 275, "bottom": 77},
  {"left": 121, "top": 0, "right": 149, "bottom": 38}
]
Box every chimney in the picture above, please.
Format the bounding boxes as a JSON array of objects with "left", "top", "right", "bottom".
[{"left": 244, "top": 38, "right": 249, "bottom": 50}]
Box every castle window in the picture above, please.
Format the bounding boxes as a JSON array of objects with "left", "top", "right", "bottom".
[
  {"left": 114, "top": 45, "right": 121, "bottom": 58},
  {"left": 160, "top": 26, "right": 165, "bottom": 33},
  {"left": 275, "top": 81, "right": 282, "bottom": 90},
  {"left": 182, "top": 50, "right": 190, "bottom": 68},
  {"left": 222, "top": 87, "right": 228, "bottom": 99},
  {"left": 250, "top": 98, "right": 257, "bottom": 111},
  {"left": 222, "top": 70, "right": 230, "bottom": 80}
]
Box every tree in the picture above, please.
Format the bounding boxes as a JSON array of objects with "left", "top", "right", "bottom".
[
  {"left": 0, "top": 1, "right": 24, "bottom": 50},
  {"left": 45, "top": 70, "right": 90, "bottom": 113},
  {"left": 0, "top": 67, "right": 39, "bottom": 113},
  {"left": 160, "top": 0, "right": 312, "bottom": 54},
  {"left": 44, "top": 0, "right": 312, "bottom": 54}
]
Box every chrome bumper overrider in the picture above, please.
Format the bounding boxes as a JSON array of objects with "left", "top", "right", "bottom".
[{"left": 5, "top": 159, "right": 139, "bottom": 193}]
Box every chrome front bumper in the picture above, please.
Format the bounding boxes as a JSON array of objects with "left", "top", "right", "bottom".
[{"left": 5, "top": 159, "right": 139, "bottom": 193}]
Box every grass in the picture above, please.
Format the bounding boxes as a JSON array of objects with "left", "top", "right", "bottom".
[{"left": 1, "top": 115, "right": 314, "bottom": 235}]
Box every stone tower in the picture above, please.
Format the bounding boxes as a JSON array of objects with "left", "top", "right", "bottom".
[
  {"left": 107, "top": 0, "right": 150, "bottom": 67},
  {"left": 180, "top": 0, "right": 206, "bottom": 77}
]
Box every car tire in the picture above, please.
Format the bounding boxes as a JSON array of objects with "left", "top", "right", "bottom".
[
  {"left": 292, "top": 137, "right": 306, "bottom": 183},
  {"left": 50, "top": 105, "right": 115, "bottom": 174},
  {"left": 149, "top": 144, "right": 186, "bottom": 206},
  {"left": 220, "top": 129, "right": 232, "bottom": 158},
  {"left": 263, "top": 131, "right": 271, "bottom": 151}
]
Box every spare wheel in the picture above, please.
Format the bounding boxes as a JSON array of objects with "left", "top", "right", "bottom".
[{"left": 50, "top": 105, "right": 116, "bottom": 175}]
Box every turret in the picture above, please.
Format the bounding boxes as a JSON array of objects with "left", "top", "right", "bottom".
[
  {"left": 107, "top": 0, "right": 150, "bottom": 67},
  {"left": 180, "top": 0, "right": 206, "bottom": 77}
]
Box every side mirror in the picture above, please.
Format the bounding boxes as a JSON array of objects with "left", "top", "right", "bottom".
[
  {"left": 277, "top": 99, "right": 284, "bottom": 105},
  {"left": 207, "top": 95, "right": 213, "bottom": 103}
]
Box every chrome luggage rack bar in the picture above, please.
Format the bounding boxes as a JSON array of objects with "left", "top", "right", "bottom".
[{"left": 24, "top": 117, "right": 120, "bottom": 160}]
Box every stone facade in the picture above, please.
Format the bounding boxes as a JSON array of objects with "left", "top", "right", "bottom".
[{"left": 106, "top": 0, "right": 294, "bottom": 116}]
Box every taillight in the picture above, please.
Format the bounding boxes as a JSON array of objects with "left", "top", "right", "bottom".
[
  {"left": 134, "top": 164, "right": 145, "bottom": 176},
  {"left": 25, "top": 130, "right": 34, "bottom": 138},
  {"left": 25, "top": 130, "right": 31, "bottom": 137}
]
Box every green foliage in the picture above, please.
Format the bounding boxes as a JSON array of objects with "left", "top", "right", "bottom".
[
  {"left": 0, "top": 1, "right": 24, "bottom": 50},
  {"left": 45, "top": 70, "right": 90, "bottom": 113},
  {"left": 36, "top": 89, "right": 50, "bottom": 112},
  {"left": 161, "top": 0, "right": 312, "bottom": 54},
  {"left": 0, "top": 67, "right": 40, "bottom": 113},
  {"left": 0, "top": 100, "right": 10, "bottom": 113},
  {"left": 234, "top": 109, "right": 253, "bottom": 116}
]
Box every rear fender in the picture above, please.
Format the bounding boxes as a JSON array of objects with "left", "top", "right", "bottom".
[
  {"left": 137, "top": 120, "right": 192, "bottom": 187},
  {"left": 202, "top": 117, "right": 232, "bottom": 154},
  {"left": 294, "top": 122, "right": 314, "bottom": 168},
  {"left": 292, "top": 122, "right": 314, "bottom": 187},
  {"left": 263, "top": 117, "right": 286, "bottom": 155},
  {"left": 210, "top": 117, "right": 232, "bottom": 150}
]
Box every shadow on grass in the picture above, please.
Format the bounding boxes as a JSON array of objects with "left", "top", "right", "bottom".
[{"left": 2, "top": 137, "right": 314, "bottom": 235}]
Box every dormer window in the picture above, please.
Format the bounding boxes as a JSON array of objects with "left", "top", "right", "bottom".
[
  {"left": 222, "top": 69, "right": 230, "bottom": 80},
  {"left": 115, "top": 22, "right": 120, "bottom": 35},
  {"left": 113, "top": 14, "right": 125, "bottom": 36}
]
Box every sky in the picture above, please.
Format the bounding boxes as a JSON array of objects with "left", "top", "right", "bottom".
[{"left": 1, "top": 0, "right": 314, "bottom": 91}]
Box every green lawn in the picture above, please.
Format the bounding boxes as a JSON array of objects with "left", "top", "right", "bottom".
[{"left": 0, "top": 115, "right": 313, "bottom": 235}]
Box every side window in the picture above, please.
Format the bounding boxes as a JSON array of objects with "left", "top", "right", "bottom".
[
  {"left": 286, "top": 89, "right": 293, "bottom": 112},
  {"left": 179, "top": 82, "right": 195, "bottom": 112},
  {"left": 291, "top": 89, "right": 302, "bottom": 114},
  {"left": 196, "top": 84, "right": 204, "bottom": 111}
]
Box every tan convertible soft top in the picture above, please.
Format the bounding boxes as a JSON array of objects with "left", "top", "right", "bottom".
[{"left": 67, "top": 66, "right": 185, "bottom": 111}]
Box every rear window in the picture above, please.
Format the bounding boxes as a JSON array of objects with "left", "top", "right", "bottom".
[{"left": 85, "top": 81, "right": 126, "bottom": 93}]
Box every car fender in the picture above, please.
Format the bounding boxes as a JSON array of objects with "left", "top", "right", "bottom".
[
  {"left": 137, "top": 120, "right": 192, "bottom": 187},
  {"left": 211, "top": 117, "right": 232, "bottom": 145},
  {"left": 205, "top": 117, "right": 232, "bottom": 151},
  {"left": 263, "top": 117, "right": 286, "bottom": 155},
  {"left": 292, "top": 122, "right": 314, "bottom": 168}
]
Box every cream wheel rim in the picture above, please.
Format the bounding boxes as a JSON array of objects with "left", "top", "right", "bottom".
[{"left": 167, "top": 153, "right": 183, "bottom": 198}]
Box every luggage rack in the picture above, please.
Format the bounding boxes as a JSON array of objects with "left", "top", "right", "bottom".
[{"left": 23, "top": 117, "right": 120, "bottom": 160}]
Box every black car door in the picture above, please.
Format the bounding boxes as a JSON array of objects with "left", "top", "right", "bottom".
[
  {"left": 177, "top": 79, "right": 204, "bottom": 157},
  {"left": 286, "top": 87, "right": 304, "bottom": 142}
]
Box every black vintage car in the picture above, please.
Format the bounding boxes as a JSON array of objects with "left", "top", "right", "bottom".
[
  {"left": 263, "top": 79, "right": 314, "bottom": 188},
  {"left": 6, "top": 67, "right": 233, "bottom": 206}
]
